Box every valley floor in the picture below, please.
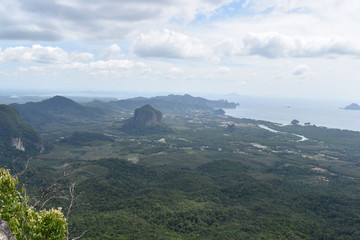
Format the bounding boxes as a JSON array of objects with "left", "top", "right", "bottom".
[{"left": 18, "top": 111, "right": 360, "bottom": 239}]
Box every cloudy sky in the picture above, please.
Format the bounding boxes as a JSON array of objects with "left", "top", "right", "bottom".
[{"left": 1, "top": 0, "right": 360, "bottom": 100}]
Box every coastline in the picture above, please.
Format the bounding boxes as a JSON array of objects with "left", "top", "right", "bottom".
[{"left": 224, "top": 99, "right": 360, "bottom": 132}]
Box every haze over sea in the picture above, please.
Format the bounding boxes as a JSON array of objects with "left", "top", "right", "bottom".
[{"left": 224, "top": 97, "right": 360, "bottom": 132}]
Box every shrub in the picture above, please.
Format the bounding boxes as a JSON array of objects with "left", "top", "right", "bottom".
[{"left": 0, "top": 168, "right": 67, "bottom": 240}]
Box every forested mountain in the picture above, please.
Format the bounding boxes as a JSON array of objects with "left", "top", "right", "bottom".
[
  {"left": 0, "top": 104, "right": 43, "bottom": 168},
  {"left": 11, "top": 96, "right": 106, "bottom": 131},
  {"left": 11, "top": 96, "right": 105, "bottom": 122}
]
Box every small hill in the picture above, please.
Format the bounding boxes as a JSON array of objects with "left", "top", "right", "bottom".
[
  {"left": 35, "top": 95, "right": 92, "bottom": 114},
  {"left": 0, "top": 104, "right": 43, "bottom": 162},
  {"left": 121, "top": 105, "right": 172, "bottom": 135},
  {"left": 343, "top": 103, "right": 360, "bottom": 110},
  {"left": 11, "top": 96, "right": 105, "bottom": 129}
]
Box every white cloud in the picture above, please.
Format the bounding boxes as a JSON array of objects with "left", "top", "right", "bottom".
[
  {"left": 0, "top": 45, "right": 93, "bottom": 63},
  {"left": 242, "top": 0, "right": 359, "bottom": 16},
  {"left": 100, "top": 44, "right": 123, "bottom": 59},
  {"left": 169, "top": 67, "right": 183, "bottom": 73},
  {"left": 90, "top": 70, "right": 120, "bottom": 76},
  {"left": 0, "top": 0, "right": 233, "bottom": 41},
  {"left": 132, "top": 29, "right": 212, "bottom": 59},
  {"left": 293, "top": 64, "right": 310, "bottom": 76},
  {"left": 216, "top": 32, "right": 360, "bottom": 58},
  {"left": 61, "top": 59, "right": 152, "bottom": 77},
  {"left": 243, "top": 0, "right": 311, "bottom": 13},
  {"left": 215, "top": 38, "right": 241, "bottom": 57},
  {"left": 218, "top": 66, "right": 230, "bottom": 73},
  {"left": 18, "top": 66, "right": 46, "bottom": 72},
  {"left": 63, "top": 59, "right": 134, "bottom": 70},
  {"left": 241, "top": 32, "right": 292, "bottom": 58},
  {"left": 243, "top": 32, "right": 360, "bottom": 58}
]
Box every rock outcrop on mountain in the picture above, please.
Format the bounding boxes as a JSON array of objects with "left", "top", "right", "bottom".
[
  {"left": 121, "top": 105, "right": 171, "bottom": 135},
  {"left": 132, "top": 104, "right": 163, "bottom": 127},
  {"left": 11, "top": 138, "right": 25, "bottom": 152}
]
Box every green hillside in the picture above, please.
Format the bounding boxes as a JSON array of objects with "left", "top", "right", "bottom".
[
  {"left": 60, "top": 131, "right": 114, "bottom": 146},
  {"left": 11, "top": 96, "right": 105, "bottom": 127},
  {"left": 0, "top": 104, "right": 43, "bottom": 169},
  {"left": 10, "top": 96, "right": 108, "bottom": 137},
  {"left": 39, "top": 156, "right": 360, "bottom": 240}
]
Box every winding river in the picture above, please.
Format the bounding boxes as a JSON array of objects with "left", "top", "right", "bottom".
[{"left": 258, "top": 124, "right": 309, "bottom": 142}]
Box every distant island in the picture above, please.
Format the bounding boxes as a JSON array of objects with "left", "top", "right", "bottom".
[{"left": 343, "top": 103, "right": 360, "bottom": 110}]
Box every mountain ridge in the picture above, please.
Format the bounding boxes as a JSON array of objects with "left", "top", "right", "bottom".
[{"left": 87, "top": 94, "right": 237, "bottom": 113}]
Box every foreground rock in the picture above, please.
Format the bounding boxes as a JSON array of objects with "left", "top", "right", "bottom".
[{"left": 0, "top": 220, "right": 16, "bottom": 240}]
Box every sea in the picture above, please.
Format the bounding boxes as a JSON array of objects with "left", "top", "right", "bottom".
[{"left": 224, "top": 97, "right": 360, "bottom": 132}]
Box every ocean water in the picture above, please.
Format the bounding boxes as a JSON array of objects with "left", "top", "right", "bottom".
[{"left": 224, "top": 97, "right": 360, "bottom": 132}]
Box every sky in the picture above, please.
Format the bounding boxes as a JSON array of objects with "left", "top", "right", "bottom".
[{"left": 1, "top": 0, "right": 360, "bottom": 101}]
